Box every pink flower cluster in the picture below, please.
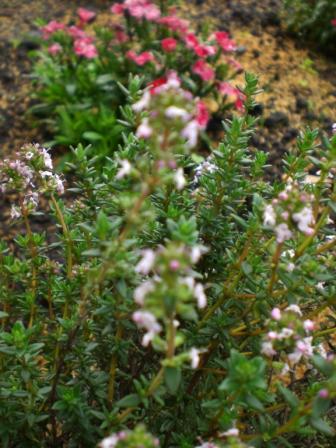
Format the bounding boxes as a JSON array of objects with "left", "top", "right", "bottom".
[
  {"left": 41, "top": 8, "right": 98, "bottom": 59},
  {"left": 126, "top": 50, "right": 155, "bottom": 66},
  {"left": 263, "top": 183, "right": 315, "bottom": 243},
  {"left": 133, "top": 71, "right": 210, "bottom": 150},
  {"left": 219, "top": 82, "right": 246, "bottom": 112},
  {"left": 109, "top": 2, "right": 243, "bottom": 110},
  {"left": 132, "top": 244, "right": 207, "bottom": 346},
  {"left": 262, "top": 305, "right": 318, "bottom": 367},
  {"left": 0, "top": 144, "right": 64, "bottom": 220},
  {"left": 111, "top": 0, "right": 161, "bottom": 21}
]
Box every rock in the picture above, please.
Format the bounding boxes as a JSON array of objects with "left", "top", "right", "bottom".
[
  {"left": 295, "top": 96, "right": 308, "bottom": 112},
  {"left": 264, "top": 112, "right": 289, "bottom": 129},
  {"left": 250, "top": 103, "right": 264, "bottom": 117},
  {"left": 236, "top": 46, "right": 247, "bottom": 55}
]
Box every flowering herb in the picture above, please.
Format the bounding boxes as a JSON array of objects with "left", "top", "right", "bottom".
[{"left": 1, "top": 73, "right": 336, "bottom": 446}]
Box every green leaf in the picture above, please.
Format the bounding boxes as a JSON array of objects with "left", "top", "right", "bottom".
[
  {"left": 245, "top": 393, "right": 265, "bottom": 412},
  {"left": 116, "top": 393, "right": 140, "bottom": 408},
  {"left": 241, "top": 261, "right": 252, "bottom": 276},
  {"left": 83, "top": 131, "right": 103, "bottom": 142},
  {"left": 164, "top": 367, "right": 182, "bottom": 394},
  {"left": 278, "top": 384, "right": 299, "bottom": 409},
  {"left": 310, "top": 417, "right": 335, "bottom": 436}
]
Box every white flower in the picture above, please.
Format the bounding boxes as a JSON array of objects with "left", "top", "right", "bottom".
[
  {"left": 41, "top": 148, "right": 53, "bottom": 170},
  {"left": 40, "top": 171, "right": 53, "bottom": 178},
  {"left": 271, "top": 307, "right": 281, "bottom": 320},
  {"left": 286, "top": 262, "right": 295, "bottom": 272},
  {"left": 135, "top": 249, "right": 156, "bottom": 275},
  {"left": 289, "top": 337, "right": 313, "bottom": 364},
  {"left": 132, "top": 90, "right": 150, "bottom": 112},
  {"left": 174, "top": 168, "right": 186, "bottom": 190},
  {"left": 316, "top": 282, "right": 325, "bottom": 291},
  {"left": 25, "top": 152, "right": 34, "bottom": 160},
  {"left": 263, "top": 204, "right": 276, "bottom": 227},
  {"left": 165, "top": 106, "right": 191, "bottom": 121},
  {"left": 275, "top": 223, "right": 292, "bottom": 243},
  {"left": 221, "top": 428, "right": 239, "bottom": 437},
  {"left": 261, "top": 341, "right": 276, "bottom": 357},
  {"left": 190, "top": 245, "right": 207, "bottom": 263},
  {"left": 134, "top": 280, "right": 155, "bottom": 305},
  {"left": 316, "top": 343, "right": 328, "bottom": 358},
  {"left": 100, "top": 434, "right": 119, "bottom": 448},
  {"left": 116, "top": 159, "right": 132, "bottom": 179},
  {"left": 189, "top": 347, "right": 201, "bottom": 369},
  {"left": 285, "top": 304, "right": 302, "bottom": 316},
  {"left": 303, "top": 319, "right": 314, "bottom": 332},
  {"left": 194, "top": 283, "right": 207, "bottom": 309},
  {"left": 136, "top": 118, "right": 152, "bottom": 139},
  {"left": 133, "top": 310, "right": 162, "bottom": 346},
  {"left": 10, "top": 205, "right": 21, "bottom": 220},
  {"left": 181, "top": 120, "right": 199, "bottom": 148},
  {"left": 281, "top": 363, "right": 290, "bottom": 375},
  {"left": 278, "top": 327, "right": 294, "bottom": 339},
  {"left": 55, "top": 174, "right": 64, "bottom": 195},
  {"left": 292, "top": 206, "right": 314, "bottom": 234}
]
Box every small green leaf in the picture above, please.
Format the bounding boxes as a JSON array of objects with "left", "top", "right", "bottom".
[
  {"left": 164, "top": 367, "right": 182, "bottom": 394},
  {"left": 310, "top": 417, "right": 335, "bottom": 436},
  {"left": 83, "top": 131, "right": 103, "bottom": 142},
  {"left": 116, "top": 393, "right": 140, "bottom": 408},
  {"left": 278, "top": 384, "right": 299, "bottom": 409}
]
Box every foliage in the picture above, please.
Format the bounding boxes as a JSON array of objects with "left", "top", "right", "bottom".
[
  {"left": 283, "top": 0, "right": 336, "bottom": 52},
  {"left": 0, "top": 71, "right": 336, "bottom": 447},
  {"left": 30, "top": 1, "right": 244, "bottom": 160}
]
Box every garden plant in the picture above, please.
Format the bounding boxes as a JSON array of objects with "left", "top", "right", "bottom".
[
  {"left": 31, "top": 0, "right": 243, "bottom": 160},
  {"left": 283, "top": 0, "right": 336, "bottom": 53},
  {"left": 0, "top": 67, "right": 336, "bottom": 447}
]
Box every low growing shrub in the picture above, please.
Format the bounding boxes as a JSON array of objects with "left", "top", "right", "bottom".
[
  {"left": 31, "top": 1, "right": 244, "bottom": 160},
  {"left": 283, "top": 0, "right": 336, "bottom": 52},
  {"left": 0, "top": 74, "right": 336, "bottom": 447}
]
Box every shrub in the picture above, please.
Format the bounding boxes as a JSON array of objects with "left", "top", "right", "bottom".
[
  {"left": 31, "top": 1, "right": 244, "bottom": 160},
  {"left": 283, "top": 0, "right": 336, "bottom": 52},
  {"left": 0, "top": 73, "right": 336, "bottom": 447}
]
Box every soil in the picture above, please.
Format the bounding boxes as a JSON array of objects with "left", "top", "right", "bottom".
[{"left": 0, "top": 0, "right": 335, "bottom": 237}]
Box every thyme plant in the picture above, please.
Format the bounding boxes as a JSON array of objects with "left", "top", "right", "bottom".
[{"left": 0, "top": 73, "right": 335, "bottom": 447}]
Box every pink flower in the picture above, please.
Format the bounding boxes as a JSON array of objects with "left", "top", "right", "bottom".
[
  {"left": 125, "top": 0, "right": 161, "bottom": 21},
  {"left": 132, "top": 310, "right": 162, "bottom": 346},
  {"left": 48, "top": 43, "right": 62, "bottom": 55},
  {"left": 161, "top": 37, "right": 177, "bottom": 52},
  {"left": 271, "top": 307, "right": 282, "bottom": 321},
  {"left": 214, "top": 31, "right": 237, "bottom": 52},
  {"left": 159, "top": 15, "right": 189, "bottom": 32},
  {"left": 127, "top": 50, "right": 155, "bottom": 66},
  {"left": 67, "top": 25, "right": 88, "bottom": 40},
  {"left": 114, "top": 28, "right": 129, "bottom": 43},
  {"left": 196, "top": 101, "right": 209, "bottom": 129},
  {"left": 331, "top": 18, "right": 336, "bottom": 26},
  {"left": 74, "top": 38, "right": 98, "bottom": 59},
  {"left": 41, "top": 20, "right": 65, "bottom": 40},
  {"left": 218, "top": 82, "right": 245, "bottom": 112},
  {"left": 136, "top": 119, "right": 153, "bottom": 139},
  {"left": 185, "top": 33, "right": 199, "bottom": 49},
  {"left": 77, "top": 7, "right": 96, "bottom": 23},
  {"left": 111, "top": 3, "right": 125, "bottom": 14},
  {"left": 194, "top": 44, "right": 216, "bottom": 58},
  {"left": 192, "top": 60, "right": 215, "bottom": 82}
]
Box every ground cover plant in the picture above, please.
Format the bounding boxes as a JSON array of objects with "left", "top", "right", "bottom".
[
  {"left": 0, "top": 68, "right": 336, "bottom": 447},
  {"left": 31, "top": 1, "right": 244, "bottom": 160},
  {"left": 283, "top": 0, "right": 336, "bottom": 53}
]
